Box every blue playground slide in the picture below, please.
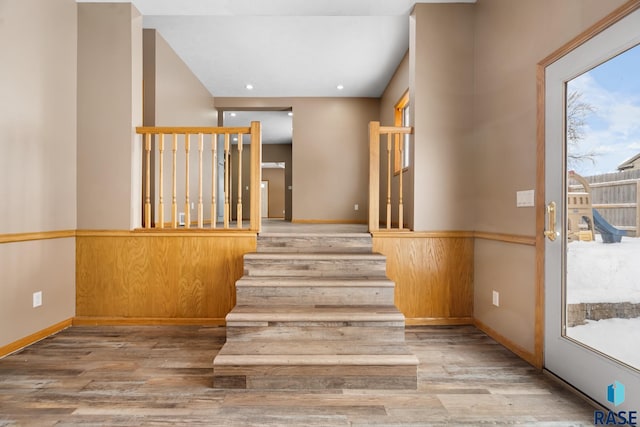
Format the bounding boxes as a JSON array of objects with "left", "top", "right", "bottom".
[{"left": 592, "top": 208, "right": 626, "bottom": 243}]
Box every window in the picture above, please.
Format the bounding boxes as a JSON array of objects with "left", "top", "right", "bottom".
[{"left": 394, "top": 90, "right": 410, "bottom": 174}]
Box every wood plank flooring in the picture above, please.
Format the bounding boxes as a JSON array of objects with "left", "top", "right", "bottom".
[{"left": 0, "top": 325, "right": 596, "bottom": 426}]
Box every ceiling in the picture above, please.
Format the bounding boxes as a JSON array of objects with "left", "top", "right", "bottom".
[{"left": 79, "top": 0, "right": 474, "bottom": 98}]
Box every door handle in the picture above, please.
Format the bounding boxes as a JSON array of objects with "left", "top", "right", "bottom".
[{"left": 544, "top": 201, "right": 559, "bottom": 241}]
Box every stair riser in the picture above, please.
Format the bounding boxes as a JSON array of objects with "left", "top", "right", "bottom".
[
  {"left": 258, "top": 236, "right": 372, "bottom": 253},
  {"left": 213, "top": 365, "right": 417, "bottom": 390},
  {"left": 236, "top": 286, "right": 395, "bottom": 306},
  {"left": 244, "top": 259, "right": 387, "bottom": 277},
  {"left": 225, "top": 325, "right": 406, "bottom": 342}
]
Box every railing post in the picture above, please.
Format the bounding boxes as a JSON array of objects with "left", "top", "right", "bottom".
[
  {"left": 184, "top": 134, "right": 191, "bottom": 229},
  {"left": 369, "top": 121, "right": 380, "bottom": 232},
  {"left": 197, "top": 133, "right": 204, "bottom": 228},
  {"left": 250, "top": 121, "right": 262, "bottom": 233}
]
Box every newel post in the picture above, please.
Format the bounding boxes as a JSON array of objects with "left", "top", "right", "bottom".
[{"left": 250, "top": 121, "right": 262, "bottom": 233}]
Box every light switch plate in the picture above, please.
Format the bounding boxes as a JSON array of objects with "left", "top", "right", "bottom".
[{"left": 517, "top": 190, "right": 535, "bottom": 207}]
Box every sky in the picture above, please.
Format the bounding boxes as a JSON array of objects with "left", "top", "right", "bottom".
[{"left": 566, "top": 43, "right": 640, "bottom": 177}]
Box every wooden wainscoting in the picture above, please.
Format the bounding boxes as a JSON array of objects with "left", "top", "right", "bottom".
[
  {"left": 372, "top": 232, "right": 474, "bottom": 325},
  {"left": 76, "top": 231, "right": 257, "bottom": 323}
]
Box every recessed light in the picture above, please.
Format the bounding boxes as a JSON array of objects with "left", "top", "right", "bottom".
[
  {"left": 288, "top": 112, "right": 293, "bottom": 117},
  {"left": 245, "top": 84, "right": 254, "bottom": 90},
  {"left": 337, "top": 84, "right": 344, "bottom": 90},
  {"left": 230, "top": 112, "right": 237, "bottom": 117},
  {"left": 233, "top": 137, "right": 238, "bottom": 142}
]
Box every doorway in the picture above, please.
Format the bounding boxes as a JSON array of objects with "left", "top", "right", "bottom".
[
  {"left": 222, "top": 109, "right": 293, "bottom": 221},
  {"left": 542, "top": 5, "right": 640, "bottom": 411}
]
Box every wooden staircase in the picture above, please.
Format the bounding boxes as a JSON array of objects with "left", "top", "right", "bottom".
[{"left": 212, "top": 232, "right": 419, "bottom": 390}]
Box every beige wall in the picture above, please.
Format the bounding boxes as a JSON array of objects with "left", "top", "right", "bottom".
[
  {"left": 379, "top": 51, "right": 410, "bottom": 227},
  {"left": 0, "top": 0, "right": 77, "bottom": 233},
  {"left": 150, "top": 30, "right": 216, "bottom": 126},
  {"left": 410, "top": 4, "right": 476, "bottom": 232},
  {"left": 472, "top": 0, "right": 628, "bottom": 356},
  {"left": 77, "top": 3, "right": 143, "bottom": 230},
  {"left": 0, "top": 239, "right": 76, "bottom": 348},
  {"left": 0, "top": 0, "right": 77, "bottom": 348},
  {"left": 216, "top": 98, "right": 379, "bottom": 222}
]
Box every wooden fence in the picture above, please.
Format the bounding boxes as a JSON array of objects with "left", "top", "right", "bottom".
[{"left": 570, "top": 169, "right": 640, "bottom": 237}]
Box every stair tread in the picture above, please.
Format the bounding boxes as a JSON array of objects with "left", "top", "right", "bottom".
[
  {"left": 216, "top": 340, "right": 415, "bottom": 356},
  {"left": 245, "top": 252, "right": 385, "bottom": 260},
  {"left": 227, "top": 305, "right": 404, "bottom": 322},
  {"left": 214, "top": 355, "right": 418, "bottom": 366},
  {"left": 236, "top": 277, "right": 395, "bottom": 287},
  {"left": 259, "top": 233, "right": 372, "bottom": 238}
]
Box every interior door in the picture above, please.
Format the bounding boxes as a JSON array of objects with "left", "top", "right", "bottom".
[{"left": 544, "top": 7, "right": 640, "bottom": 411}]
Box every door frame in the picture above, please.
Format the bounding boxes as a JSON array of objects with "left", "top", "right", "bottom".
[{"left": 535, "top": 0, "right": 640, "bottom": 372}]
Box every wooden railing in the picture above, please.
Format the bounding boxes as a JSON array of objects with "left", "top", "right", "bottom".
[
  {"left": 136, "top": 122, "right": 261, "bottom": 232},
  {"left": 368, "top": 121, "right": 413, "bottom": 232}
]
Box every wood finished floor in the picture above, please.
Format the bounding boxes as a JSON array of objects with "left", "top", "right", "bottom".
[{"left": 0, "top": 325, "right": 595, "bottom": 426}]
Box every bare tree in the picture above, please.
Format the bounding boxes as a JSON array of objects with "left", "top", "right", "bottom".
[{"left": 566, "top": 90, "right": 597, "bottom": 168}]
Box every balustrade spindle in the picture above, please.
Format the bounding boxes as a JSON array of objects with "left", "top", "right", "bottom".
[
  {"left": 398, "top": 133, "right": 404, "bottom": 230},
  {"left": 158, "top": 134, "right": 165, "bottom": 228},
  {"left": 237, "top": 133, "right": 243, "bottom": 229},
  {"left": 211, "top": 134, "right": 217, "bottom": 229},
  {"left": 184, "top": 134, "right": 190, "bottom": 229},
  {"left": 171, "top": 134, "right": 178, "bottom": 228},
  {"left": 144, "top": 133, "right": 151, "bottom": 229},
  {"left": 224, "top": 133, "right": 230, "bottom": 228},
  {"left": 386, "top": 133, "right": 392, "bottom": 229},
  {"left": 198, "top": 133, "right": 204, "bottom": 228}
]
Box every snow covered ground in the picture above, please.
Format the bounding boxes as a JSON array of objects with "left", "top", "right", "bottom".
[
  {"left": 566, "top": 234, "right": 640, "bottom": 304},
  {"left": 566, "top": 234, "right": 640, "bottom": 369},
  {"left": 567, "top": 318, "right": 640, "bottom": 369}
]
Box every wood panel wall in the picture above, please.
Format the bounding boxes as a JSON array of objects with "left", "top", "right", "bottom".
[
  {"left": 373, "top": 233, "right": 474, "bottom": 324},
  {"left": 76, "top": 231, "right": 472, "bottom": 325},
  {"left": 76, "top": 232, "right": 256, "bottom": 323}
]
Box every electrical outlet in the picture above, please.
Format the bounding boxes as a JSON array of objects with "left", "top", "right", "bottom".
[
  {"left": 33, "top": 291, "right": 42, "bottom": 308},
  {"left": 492, "top": 290, "right": 500, "bottom": 307},
  {"left": 354, "top": 204, "right": 359, "bottom": 211}
]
